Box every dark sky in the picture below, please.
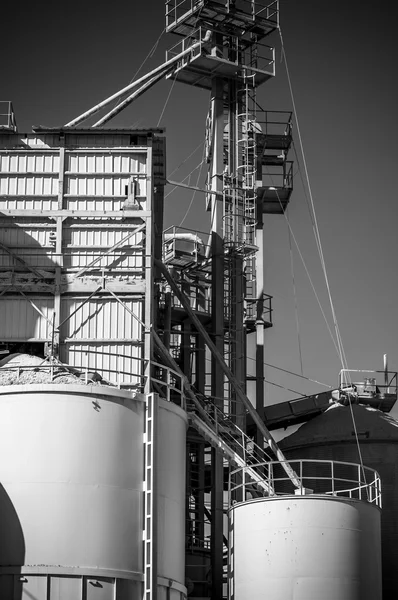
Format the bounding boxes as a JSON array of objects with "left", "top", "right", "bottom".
[{"left": 2, "top": 1, "right": 398, "bottom": 413}]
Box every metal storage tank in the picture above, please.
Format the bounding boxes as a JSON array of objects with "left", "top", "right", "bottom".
[
  {"left": 0, "top": 384, "right": 187, "bottom": 600},
  {"left": 230, "top": 493, "right": 382, "bottom": 600},
  {"left": 280, "top": 403, "right": 398, "bottom": 599},
  {"left": 157, "top": 398, "right": 188, "bottom": 600}
]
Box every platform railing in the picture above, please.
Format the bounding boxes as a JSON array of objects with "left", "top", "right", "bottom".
[
  {"left": 339, "top": 368, "right": 398, "bottom": 398},
  {"left": 165, "top": 0, "right": 279, "bottom": 30},
  {"left": 255, "top": 109, "right": 293, "bottom": 136},
  {"left": 0, "top": 101, "right": 17, "bottom": 132},
  {"left": 261, "top": 160, "right": 293, "bottom": 189},
  {"left": 0, "top": 358, "right": 186, "bottom": 409},
  {"left": 229, "top": 459, "right": 382, "bottom": 507},
  {"left": 244, "top": 293, "right": 273, "bottom": 323},
  {"left": 166, "top": 26, "right": 275, "bottom": 77}
]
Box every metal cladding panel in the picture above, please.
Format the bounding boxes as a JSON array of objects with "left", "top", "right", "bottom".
[
  {"left": 157, "top": 400, "right": 188, "bottom": 586},
  {"left": 0, "top": 297, "right": 53, "bottom": 340},
  {"left": 0, "top": 197, "right": 58, "bottom": 210},
  {"left": 0, "top": 174, "right": 57, "bottom": 195},
  {"left": 0, "top": 225, "right": 48, "bottom": 247},
  {"left": 64, "top": 343, "right": 143, "bottom": 385},
  {"left": 64, "top": 151, "right": 147, "bottom": 211},
  {"left": 230, "top": 496, "right": 382, "bottom": 600},
  {"left": 0, "top": 225, "right": 54, "bottom": 268},
  {"left": 65, "top": 134, "right": 134, "bottom": 147},
  {"left": 66, "top": 152, "right": 146, "bottom": 174},
  {"left": 60, "top": 298, "right": 143, "bottom": 340},
  {"left": 0, "top": 386, "right": 145, "bottom": 576},
  {"left": 0, "top": 248, "right": 55, "bottom": 269},
  {"left": 63, "top": 227, "right": 144, "bottom": 271},
  {"left": 0, "top": 134, "right": 60, "bottom": 149},
  {"left": 0, "top": 152, "right": 59, "bottom": 173}
]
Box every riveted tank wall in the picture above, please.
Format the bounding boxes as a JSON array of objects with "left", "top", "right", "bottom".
[
  {"left": 230, "top": 495, "right": 382, "bottom": 600},
  {"left": 280, "top": 404, "right": 398, "bottom": 599},
  {"left": 157, "top": 399, "right": 188, "bottom": 600},
  {"left": 0, "top": 384, "right": 145, "bottom": 598}
]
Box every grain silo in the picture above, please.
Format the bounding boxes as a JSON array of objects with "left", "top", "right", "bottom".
[{"left": 280, "top": 403, "right": 398, "bottom": 598}]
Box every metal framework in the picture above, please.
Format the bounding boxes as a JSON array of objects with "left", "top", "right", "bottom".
[
  {"left": 0, "top": 127, "right": 165, "bottom": 390},
  {"left": 1, "top": 3, "right": 387, "bottom": 600}
]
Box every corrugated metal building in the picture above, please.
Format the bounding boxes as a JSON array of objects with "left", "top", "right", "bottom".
[{"left": 0, "top": 126, "right": 165, "bottom": 389}]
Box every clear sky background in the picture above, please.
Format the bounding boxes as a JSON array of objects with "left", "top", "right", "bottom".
[{"left": 2, "top": 1, "right": 398, "bottom": 417}]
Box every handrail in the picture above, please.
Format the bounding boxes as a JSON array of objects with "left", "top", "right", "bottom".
[
  {"left": 229, "top": 458, "right": 382, "bottom": 507},
  {"left": 0, "top": 358, "right": 186, "bottom": 408}
]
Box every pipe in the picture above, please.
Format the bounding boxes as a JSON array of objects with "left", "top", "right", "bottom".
[
  {"left": 93, "top": 70, "right": 171, "bottom": 127},
  {"left": 65, "top": 31, "right": 212, "bottom": 128}
]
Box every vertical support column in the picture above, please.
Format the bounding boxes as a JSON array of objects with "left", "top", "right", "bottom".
[
  {"left": 181, "top": 320, "right": 192, "bottom": 379},
  {"left": 230, "top": 254, "right": 245, "bottom": 429},
  {"left": 144, "top": 143, "right": 154, "bottom": 395},
  {"left": 144, "top": 392, "right": 159, "bottom": 600},
  {"left": 54, "top": 141, "right": 66, "bottom": 360},
  {"left": 53, "top": 217, "right": 64, "bottom": 360},
  {"left": 210, "top": 74, "right": 225, "bottom": 600},
  {"left": 255, "top": 199, "right": 265, "bottom": 450}
]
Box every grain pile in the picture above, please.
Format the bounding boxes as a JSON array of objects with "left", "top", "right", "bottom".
[{"left": 0, "top": 354, "right": 113, "bottom": 387}]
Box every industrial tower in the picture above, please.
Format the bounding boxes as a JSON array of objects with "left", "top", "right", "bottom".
[
  {"left": 0, "top": 2, "right": 388, "bottom": 600},
  {"left": 163, "top": 2, "right": 292, "bottom": 596}
]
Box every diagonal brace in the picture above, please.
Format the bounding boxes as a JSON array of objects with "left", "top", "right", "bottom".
[
  {"left": 155, "top": 258, "right": 302, "bottom": 490},
  {"left": 0, "top": 241, "right": 48, "bottom": 280},
  {"left": 73, "top": 223, "right": 146, "bottom": 279}
]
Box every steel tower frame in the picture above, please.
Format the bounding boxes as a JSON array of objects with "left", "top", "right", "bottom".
[{"left": 163, "top": 2, "right": 293, "bottom": 597}]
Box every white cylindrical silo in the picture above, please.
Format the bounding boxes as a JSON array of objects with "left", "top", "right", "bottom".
[
  {"left": 230, "top": 495, "right": 382, "bottom": 600},
  {"left": 157, "top": 399, "right": 188, "bottom": 600},
  {"left": 280, "top": 404, "right": 398, "bottom": 598},
  {"left": 0, "top": 385, "right": 188, "bottom": 600}
]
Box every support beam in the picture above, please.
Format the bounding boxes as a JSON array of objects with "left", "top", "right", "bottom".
[
  {"left": 65, "top": 35, "right": 210, "bottom": 127},
  {"left": 73, "top": 223, "right": 146, "bottom": 279},
  {"left": 0, "top": 241, "right": 47, "bottom": 280},
  {"left": 155, "top": 258, "right": 302, "bottom": 489},
  {"left": 209, "top": 73, "right": 226, "bottom": 600},
  {"left": 0, "top": 210, "right": 151, "bottom": 219}
]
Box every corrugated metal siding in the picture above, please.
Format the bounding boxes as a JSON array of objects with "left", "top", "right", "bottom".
[
  {"left": 66, "top": 152, "right": 146, "bottom": 173},
  {"left": 65, "top": 134, "right": 134, "bottom": 147},
  {"left": 0, "top": 297, "right": 53, "bottom": 340},
  {"left": 0, "top": 226, "right": 55, "bottom": 268},
  {"left": 60, "top": 298, "right": 143, "bottom": 340},
  {"left": 64, "top": 343, "right": 143, "bottom": 385},
  {"left": 62, "top": 227, "right": 144, "bottom": 271},
  {"left": 0, "top": 153, "right": 59, "bottom": 173},
  {"left": 0, "top": 152, "right": 59, "bottom": 205},
  {"left": 0, "top": 175, "right": 57, "bottom": 195},
  {"left": 64, "top": 152, "right": 147, "bottom": 209},
  {"left": 0, "top": 226, "right": 48, "bottom": 247},
  {"left": 0, "top": 198, "right": 58, "bottom": 210},
  {"left": 0, "top": 132, "right": 157, "bottom": 387}
]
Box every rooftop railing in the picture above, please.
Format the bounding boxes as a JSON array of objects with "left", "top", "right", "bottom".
[{"left": 229, "top": 458, "right": 382, "bottom": 507}]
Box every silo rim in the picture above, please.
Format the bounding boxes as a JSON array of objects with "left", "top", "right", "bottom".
[
  {"left": 0, "top": 383, "right": 143, "bottom": 402},
  {"left": 228, "top": 494, "right": 382, "bottom": 513}
]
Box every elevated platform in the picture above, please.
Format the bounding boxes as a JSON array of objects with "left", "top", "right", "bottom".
[
  {"left": 257, "top": 185, "right": 292, "bottom": 214},
  {"left": 256, "top": 132, "right": 292, "bottom": 153},
  {"left": 166, "top": 27, "right": 275, "bottom": 90},
  {"left": 166, "top": 0, "right": 279, "bottom": 42},
  {"left": 167, "top": 54, "right": 274, "bottom": 90}
]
